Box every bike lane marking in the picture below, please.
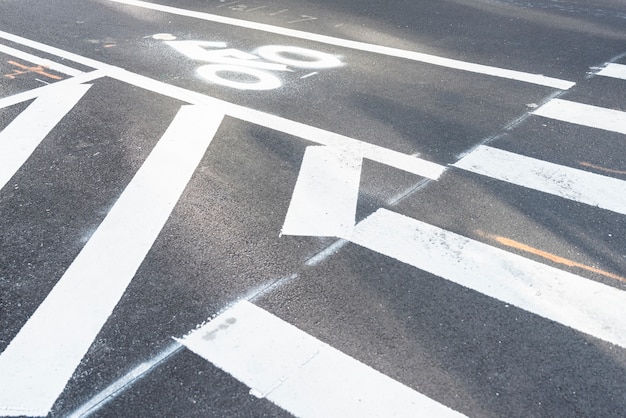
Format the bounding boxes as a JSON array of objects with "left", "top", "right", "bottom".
[{"left": 106, "top": 0, "right": 575, "bottom": 89}]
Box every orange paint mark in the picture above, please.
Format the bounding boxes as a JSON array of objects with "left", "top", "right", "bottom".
[
  {"left": 579, "top": 161, "right": 626, "bottom": 176},
  {"left": 4, "top": 60, "right": 62, "bottom": 80},
  {"left": 478, "top": 231, "right": 626, "bottom": 284}
]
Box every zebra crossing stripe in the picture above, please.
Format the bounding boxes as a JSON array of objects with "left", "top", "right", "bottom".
[
  {"left": 0, "top": 82, "right": 92, "bottom": 191},
  {"left": 597, "top": 63, "right": 626, "bottom": 80},
  {"left": 180, "top": 300, "right": 467, "bottom": 418},
  {"left": 0, "top": 105, "right": 224, "bottom": 417},
  {"left": 533, "top": 98, "right": 626, "bottom": 134},
  {"left": 453, "top": 145, "right": 626, "bottom": 215},
  {"left": 348, "top": 209, "right": 626, "bottom": 349}
]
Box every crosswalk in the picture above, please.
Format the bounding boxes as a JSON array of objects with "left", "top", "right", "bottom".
[{"left": 0, "top": 30, "right": 625, "bottom": 417}]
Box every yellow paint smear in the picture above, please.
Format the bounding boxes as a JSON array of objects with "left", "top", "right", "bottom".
[
  {"left": 480, "top": 231, "right": 626, "bottom": 284},
  {"left": 579, "top": 161, "right": 626, "bottom": 176}
]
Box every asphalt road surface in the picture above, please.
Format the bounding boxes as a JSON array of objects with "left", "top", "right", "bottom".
[{"left": 1, "top": 0, "right": 626, "bottom": 417}]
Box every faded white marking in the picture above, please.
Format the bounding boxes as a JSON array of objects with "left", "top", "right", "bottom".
[
  {"left": 0, "top": 82, "right": 91, "bottom": 191},
  {"left": 453, "top": 145, "right": 626, "bottom": 215},
  {"left": 197, "top": 64, "right": 283, "bottom": 90},
  {"left": 66, "top": 342, "right": 183, "bottom": 418},
  {"left": 597, "top": 63, "right": 626, "bottom": 80},
  {"left": 348, "top": 209, "right": 626, "bottom": 349},
  {"left": 180, "top": 301, "right": 466, "bottom": 417},
  {"left": 0, "top": 105, "right": 224, "bottom": 416},
  {"left": 533, "top": 98, "right": 626, "bottom": 134},
  {"left": 282, "top": 146, "right": 362, "bottom": 237},
  {"left": 165, "top": 40, "right": 290, "bottom": 71},
  {"left": 105, "top": 0, "right": 574, "bottom": 89},
  {"left": 256, "top": 45, "right": 343, "bottom": 69}
]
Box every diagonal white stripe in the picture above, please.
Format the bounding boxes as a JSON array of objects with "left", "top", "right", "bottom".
[
  {"left": 348, "top": 209, "right": 626, "bottom": 349},
  {"left": 0, "top": 43, "right": 83, "bottom": 76},
  {"left": 597, "top": 63, "right": 626, "bottom": 80},
  {"left": 453, "top": 145, "right": 626, "bottom": 215},
  {"left": 0, "top": 105, "right": 224, "bottom": 417},
  {"left": 533, "top": 98, "right": 626, "bottom": 134},
  {"left": 0, "top": 82, "right": 92, "bottom": 191},
  {"left": 180, "top": 301, "right": 466, "bottom": 418}
]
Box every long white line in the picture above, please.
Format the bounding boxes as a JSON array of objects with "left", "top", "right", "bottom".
[
  {"left": 180, "top": 300, "right": 466, "bottom": 418},
  {"left": 0, "top": 30, "right": 446, "bottom": 181},
  {"left": 348, "top": 209, "right": 626, "bottom": 349},
  {"left": 453, "top": 145, "right": 626, "bottom": 215},
  {"left": 0, "top": 82, "right": 92, "bottom": 191},
  {"left": 0, "top": 43, "right": 83, "bottom": 76},
  {"left": 533, "top": 98, "right": 626, "bottom": 134},
  {"left": 597, "top": 63, "right": 626, "bottom": 80},
  {"left": 0, "top": 105, "right": 224, "bottom": 417},
  {"left": 105, "top": 0, "right": 574, "bottom": 90},
  {"left": 281, "top": 146, "right": 362, "bottom": 237}
]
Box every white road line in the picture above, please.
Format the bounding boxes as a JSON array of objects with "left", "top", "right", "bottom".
[
  {"left": 453, "top": 145, "right": 626, "bottom": 215},
  {"left": 0, "top": 82, "right": 92, "bottom": 191},
  {"left": 0, "top": 70, "right": 104, "bottom": 110},
  {"left": 179, "top": 301, "right": 466, "bottom": 418},
  {"left": 105, "top": 0, "right": 574, "bottom": 90},
  {"left": 597, "top": 63, "right": 626, "bottom": 80},
  {"left": 0, "top": 43, "right": 83, "bottom": 77},
  {"left": 348, "top": 209, "right": 626, "bottom": 349},
  {"left": 281, "top": 146, "right": 362, "bottom": 237},
  {"left": 0, "top": 105, "right": 224, "bottom": 417},
  {"left": 0, "top": 30, "right": 446, "bottom": 181},
  {"left": 533, "top": 98, "right": 626, "bottom": 134}
]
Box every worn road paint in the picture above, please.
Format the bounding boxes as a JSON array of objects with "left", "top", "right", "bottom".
[
  {"left": 348, "top": 209, "right": 626, "bottom": 349},
  {"left": 0, "top": 82, "right": 92, "bottom": 191},
  {"left": 282, "top": 146, "right": 362, "bottom": 237},
  {"left": 4, "top": 60, "right": 62, "bottom": 80},
  {"left": 164, "top": 40, "right": 341, "bottom": 90},
  {"left": 0, "top": 43, "right": 83, "bottom": 77},
  {"left": 533, "top": 98, "right": 626, "bottom": 134},
  {"left": 180, "top": 301, "right": 467, "bottom": 418},
  {"left": 479, "top": 232, "right": 626, "bottom": 284},
  {"left": 597, "top": 63, "right": 626, "bottom": 80},
  {"left": 453, "top": 145, "right": 626, "bottom": 215},
  {"left": 105, "top": 0, "right": 575, "bottom": 89},
  {"left": 0, "top": 105, "right": 224, "bottom": 417},
  {"left": 579, "top": 161, "right": 626, "bottom": 176}
]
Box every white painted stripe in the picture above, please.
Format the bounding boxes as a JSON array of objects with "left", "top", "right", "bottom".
[
  {"left": 348, "top": 209, "right": 626, "bottom": 349},
  {"left": 597, "top": 63, "right": 626, "bottom": 80},
  {"left": 105, "top": 0, "right": 573, "bottom": 89},
  {"left": 180, "top": 301, "right": 466, "bottom": 418},
  {"left": 453, "top": 145, "right": 626, "bottom": 215},
  {"left": 281, "top": 146, "right": 362, "bottom": 237},
  {"left": 0, "top": 105, "right": 224, "bottom": 417},
  {"left": 0, "top": 70, "right": 104, "bottom": 110},
  {"left": 0, "top": 43, "right": 83, "bottom": 76},
  {"left": 0, "top": 30, "right": 446, "bottom": 181},
  {"left": 533, "top": 98, "right": 626, "bottom": 134},
  {"left": 0, "top": 82, "right": 92, "bottom": 191}
]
